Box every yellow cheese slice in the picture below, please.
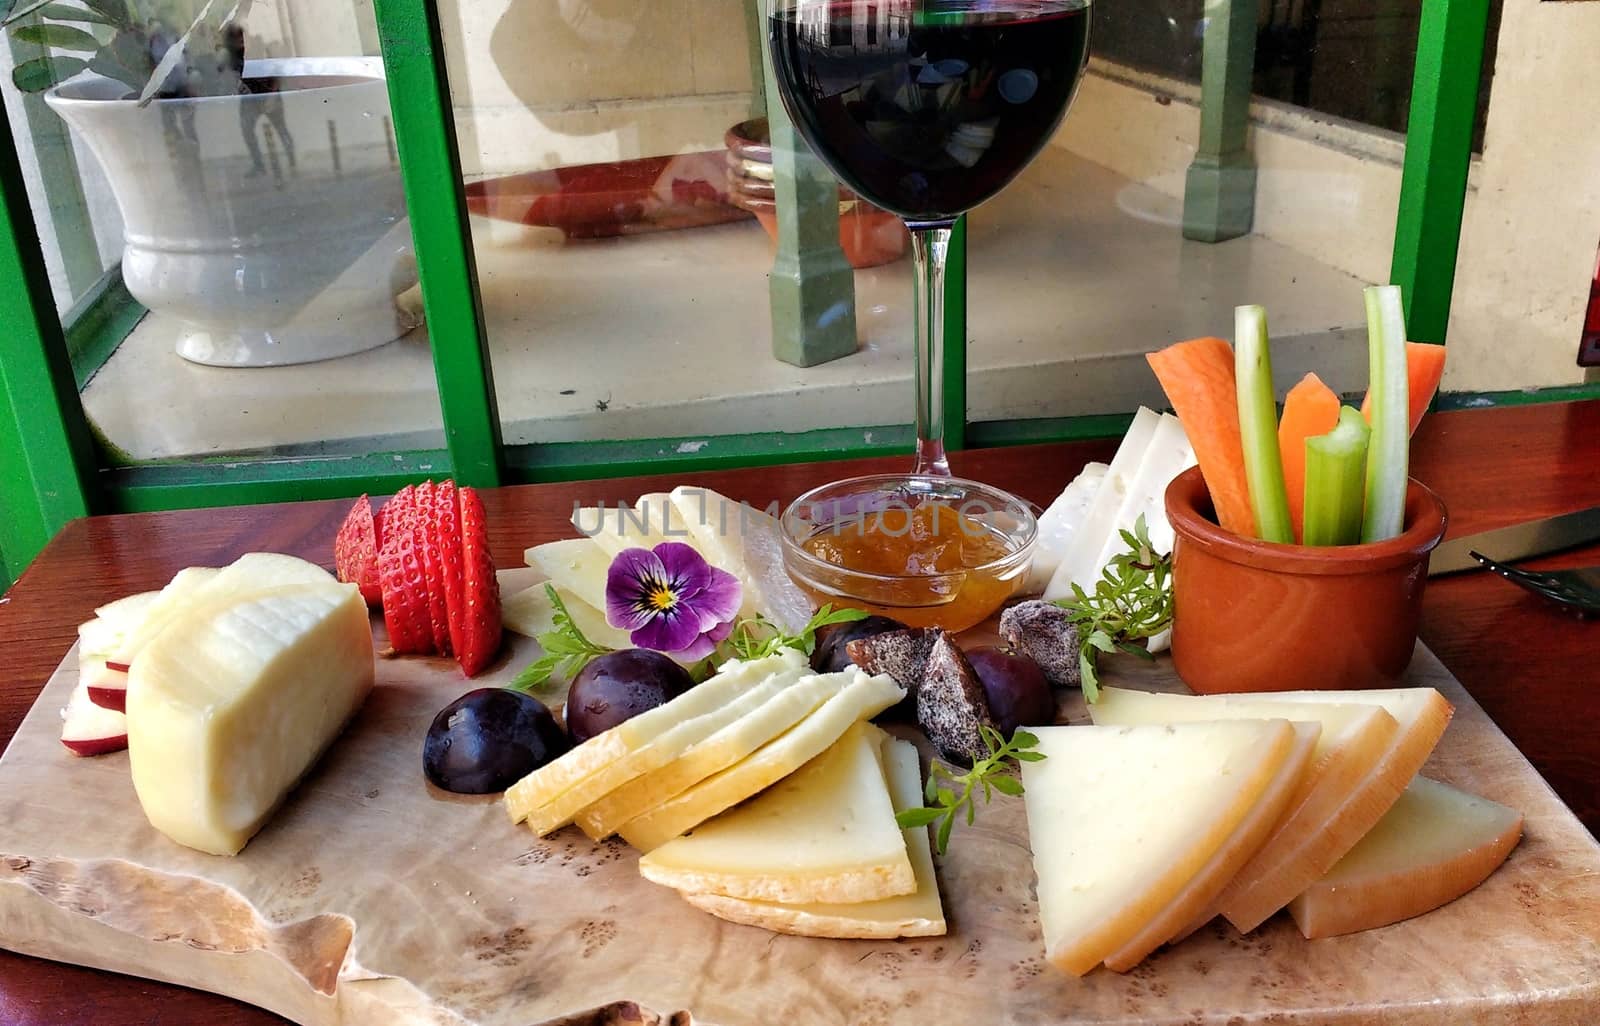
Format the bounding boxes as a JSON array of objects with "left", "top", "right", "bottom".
[
  {"left": 680, "top": 734, "right": 947, "bottom": 938},
  {"left": 571, "top": 492, "right": 684, "bottom": 557},
  {"left": 639, "top": 722, "right": 913, "bottom": 903},
  {"left": 523, "top": 538, "right": 613, "bottom": 612},
  {"left": 1288, "top": 776, "right": 1522, "bottom": 939},
  {"left": 500, "top": 582, "right": 634, "bottom": 650},
  {"left": 669, "top": 485, "right": 815, "bottom": 634},
  {"left": 523, "top": 663, "right": 809, "bottom": 837},
  {"left": 1102, "top": 720, "right": 1321, "bottom": 972},
  {"left": 1212, "top": 686, "right": 1454, "bottom": 932},
  {"left": 1020, "top": 720, "right": 1297, "bottom": 977},
  {"left": 617, "top": 671, "right": 906, "bottom": 852},
  {"left": 504, "top": 649, "right": 807, "bottom": 824},
  {"left": 576, "top": 669, "right": 857, "bottom": 841},
  {"left": 127, "top": 583, "right": 374, "bottom": 855}
]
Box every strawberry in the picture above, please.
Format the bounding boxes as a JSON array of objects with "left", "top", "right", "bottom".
[
  {"left": 334, "top": 494, "right": 383, "bottom": 605},
  {"left": 434, "top": 479, "right": 467, "bottom": 658},
  {"left": 379, "top": 487, "right": 433, "bottom": 654},
  {"left": 413, "top": 480, "right": 453, "bottom": 655},
  {"left": 455, "top": 486, "right": 503, "bottom": 677}
]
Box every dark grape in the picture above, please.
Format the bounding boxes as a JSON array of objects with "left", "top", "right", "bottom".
[
  {"left": 811, "top": 615, "right": 908, "bottom": 673},
  {"left": 424, "top": 689, "right": 570, "bottom": 795},
  {"left": 566, "top": 649, "right": 694, "bottom": 743},
  {"left": 966, "top": 646, "right": 1055, "bottom": 736}
]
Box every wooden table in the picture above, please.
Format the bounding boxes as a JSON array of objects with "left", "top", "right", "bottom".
[{"left": 2, "top": 400, "right": 1596, "bottom": 1025}]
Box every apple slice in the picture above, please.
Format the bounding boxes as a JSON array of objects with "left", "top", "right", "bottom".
[
  {"left": 61, "top": 682, "right": 128, "bottom": 756},
  {"left": 83, "top": 659, "right": 129, "bottom": 712}
]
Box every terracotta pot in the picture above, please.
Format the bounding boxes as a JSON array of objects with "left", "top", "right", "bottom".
[{"left": 1164, "top": 466, "right": 1447, "bottom": 694}]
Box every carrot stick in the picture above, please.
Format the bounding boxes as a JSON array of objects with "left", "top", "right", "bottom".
[
  {"left": 1278, "top": 373, "right": 1342, "bottom": 542},
  {"left": 1360, "top": 341, "right": 1447, "bottom": 436},
  {"left": 1146, "top": 337, "right": 1255, "bottom": 536}
]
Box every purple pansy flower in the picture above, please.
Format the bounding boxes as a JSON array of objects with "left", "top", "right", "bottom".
[{"left": 605, "top": 542, "right": 743, "bottom": 661}]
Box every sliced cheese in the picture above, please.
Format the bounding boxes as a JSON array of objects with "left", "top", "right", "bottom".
[
  {"left": 617, "top": 671, "right": 905, "bottom": 852},
  {"left": 1102, "top": 720, "right": 1321, "bottom": 972},
  {"left": 524, "top": 538, "right": 614, "bottom": 612},
  {"left": 524, "top": 663, "right": 809, "bottom": 836},
  {"left": 572, "top": 492, "right": 685, "bottom": 557},
  {"left": 1025, "top": 462, "right": 1108, "bottom": 593},
  {"left": 1081, "top": 412, "right": 1195, "bottom": 588},
  {"left": 669, "top": 485, "right": 814, "bottom": 634},
  {"left": 504, "top": 648, "right": 807, "bottom": 823},
  {"left": 1213, "top": 686, "right": 1454, "bottom": 933},
  {"left": 1021, "top": 720, "right": 1297, "bottom": 977},
  {"left": 116, "top": 556, "right": 333, "bottom": 663},
  {"left": 680, "top": 735, "right": 947, "bottom": 938},
  {"left": 1288, "top": 775, "right": 1522, "bottom": 939},
  {"left": 575, "top": 669, "right": 855, "bottom": 840},
  {"left": 640, "top": 722, "right": 913, "bottom": 903},
  {"left": 501, "top": 582, "right": 634, "bottom": 650},
  {"left": 1044, "top": 406, "right": 1160, "bottom": 601},
  {"left": 126, "top": 583, "right": 374, "bottom": 855}
]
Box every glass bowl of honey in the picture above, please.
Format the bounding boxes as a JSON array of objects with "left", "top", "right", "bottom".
[{"left": 779, "top": 475, "right": 1037, "bottom": 632}]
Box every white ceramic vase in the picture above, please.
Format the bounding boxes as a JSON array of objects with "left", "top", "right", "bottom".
[{"left": 47, "top": 57, "right": 420, "bottom": 367}]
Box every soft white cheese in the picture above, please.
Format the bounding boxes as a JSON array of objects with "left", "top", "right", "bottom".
[
  {"left": 1025, "top": 462, "right": 1108, "bottom": 594},
  {"left": 1045, "top": 408, "right": 1160, "bottom": 600}
]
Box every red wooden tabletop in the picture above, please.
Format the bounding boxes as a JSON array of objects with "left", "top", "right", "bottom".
[{"left": 2, "top": 400, "right": 1597, "bottom": 1025}]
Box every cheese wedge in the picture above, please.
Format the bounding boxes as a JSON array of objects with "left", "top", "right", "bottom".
[
  {"left": 572, "top": 492, "right": 685, "bottom": 557},
  {"left": 669, "top": 485, "right": 814, "bottom": 634},
  {"left": 523, "top": 664, "right": 808, "bottom": 836},
  {"left": 504, "top": 648, "right": 807, "bottom": 823},
  {"left": 1021, "top": 720, "right": 1297, "bottom": 977},
  {"left": 1026, "top": 462, "right": 1107, "bottom": 593},
  {"left": 1044, "top": 406, "right": 1159, "bottom": 601},
  {"left": 500, "top": 582, "right": 634, "bottom": 650},
  {"left": 1212, "top": 686, "right": 1453, "bottom": 933},
  {"left": 126, "top": 583, "right": 374, "bottom": 855},
  {"left": 680, "top": 735, "right": 947, "bottom": 938},
  {"left": 1101, "top": 720, "right": 1321, "bottom": 971},
  {"left": 1288, "top": 776, "right": 1522, "bottom": 939},
  {"left": 524, "top": 538, "right": 613, "bottom": 612},
  {"left": 640, "top": 722, "right": 913, "bottom": 903},
  {"left": 618, "top": 671, "right": 906, "bottom": 852},
  {"left": 575, "top": 669, "right": 855, "bottom": 840}
]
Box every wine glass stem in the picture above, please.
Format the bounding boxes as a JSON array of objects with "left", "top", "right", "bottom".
[{"left": 909, "top": 223, "right": 953, "bottom": 477}]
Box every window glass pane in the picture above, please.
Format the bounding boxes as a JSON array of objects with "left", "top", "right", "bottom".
[
  {"left": 439, "top": 0, "right": 915, "bottom": 452},
  {"left": 4, "top": 0, "right": 444, "bottom": 463}
]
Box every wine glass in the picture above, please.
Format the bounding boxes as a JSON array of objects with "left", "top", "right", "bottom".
[{"left": 768, "top": 0, "right": 1092, "bottom": 476}]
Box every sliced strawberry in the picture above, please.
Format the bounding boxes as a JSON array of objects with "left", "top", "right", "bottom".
[
  {"left": 434, "top": 479, "right": 467, "bottom": 658},
  {"left": 379, "top": 487, "right": 433, "bottom": 653},
  {"left": 334, "top": 494, "right": 383, "bottom": 606},
  {"left": 455, "top": 486, "right": 503, "bottom": 677},
  {"left": 413, "top": 480, "right": 453, "bottom": 655}
]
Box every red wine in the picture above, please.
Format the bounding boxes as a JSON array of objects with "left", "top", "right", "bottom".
[{"left": 770, "top": 1, "right": 1091, "bottom": 224}]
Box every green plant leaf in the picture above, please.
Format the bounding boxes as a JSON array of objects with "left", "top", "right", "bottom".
[
  {"left": 34, "top": 3, "right": 118, "bottom": 24},
  {"left": 990, "top": 774, "right": 1024, "bottom": 797},
  {"left": 82, "top": 0, "right": 128, "bottom": 24},
  {"left": 10, "top": 53, "right": 86, "bottom": 90},
  {"left": 11, "top": 21, "right": 99, "bottom": 48},
  {"left": 894, "top": 807, "right": 943, "bottom": 829},
  {"left": 2, "top": 0, "right": 55, "bottom": 27}
]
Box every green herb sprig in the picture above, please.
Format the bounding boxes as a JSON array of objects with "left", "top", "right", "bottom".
[
  {"left": 505, "top": 585, "right": 614, "bottom": 693},
  {"left": 1053, "top": 514, "right": 1174, "bottom": 703},
  {"left": 720, "top": 604, "right": 868, "bottom": 662},
  {"left": 895, "top": 727, "right": 1044, "bottom": 856}
]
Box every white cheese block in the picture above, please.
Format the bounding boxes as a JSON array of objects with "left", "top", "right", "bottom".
[
  {"left": 504, "top": 648, "right": 809, "bottom": 823},
  {"left": 640, "top": 722, "right": 914, "bottom": 903},
  {"left": 680, "top": 736, "right": 947, "bottom": 938},
  {"left": 618, "top": 670, "right": 906, "bottom": 852},
  {"left": 1044, "top": 407, "right": 1161, "bottom": 600},
  {"left": 571, "top": 492, "right": 686, "bottom": 557},
  {"left": 500, "top": 582, "right": 633, "bottom": 651},
  {"left": 1288, "top": 775, "right": 1522, "bottom": 939},
  {"left": 1024, "top": 462, "right": 1108, "bottom": 594},
  {"left": 524, "top": 538, "right": 614, "bottom": 612},
  {"left": 669, "top": 485, "right": 815, "bottom": 634},
  {"left": 1020, "top": 719, "right": 1297, "bottom": 976},
  {"left": 126, "top": 583, "right": 374, "bottom": 855}
]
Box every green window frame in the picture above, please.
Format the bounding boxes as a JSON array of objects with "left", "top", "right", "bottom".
[{"left": 0, "top": 0, "right": 1577, "bottom": 583}]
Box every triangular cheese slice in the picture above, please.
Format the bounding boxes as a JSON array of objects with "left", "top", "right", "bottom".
[
  {"left": 523, "top": 538, "right": 613, "bottom": 612},
  {"left": 574, "top": 669, "right": 855, "bottom": 840},
  {"left": 524, "top": 662, "right": 809, "bottom": 836},
  {"left": 1288, "top": 775, "right": 1522, "bottom": 939},
  {"left": 571, "top": 493, "right": 684, "bottom": 557},
  {"left": 618, "top": 671, "right": 905, "bottom": 852},
  {"left": 669, "top": 485, "right": 815, "bottom": 634},
  {"left": 1103, "top": 720, "right": 1321, "bottom": 972},
  {"left": 1021, "top": 720, "right": 1297, "bottom": 977},
  {"left": 680, "top": 734, "right": 947, "bottom": 938},
  {"left": 504, "top": 649, "right": 807, "bottom": 823},
  {"left": 640, "top": 722, "right": 913, "bottom": 903}
]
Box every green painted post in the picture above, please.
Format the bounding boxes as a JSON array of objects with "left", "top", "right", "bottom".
[
  {"left": 371, "top": 0, "right": 503, "bottom": 487},
  {"left": 1183, "top": 0, "right": 1258, "bottom": 243},
  {"left": 1389, "top": 0, "right": 1490, "bottom": 344},
  {"left": 0, "top": 97, "right": 99, "bottom": 580},
  {"left": 758, "top": 5, "right": 857, "bottom": 368}
]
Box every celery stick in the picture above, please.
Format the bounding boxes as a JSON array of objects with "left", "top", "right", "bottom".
[
  {"left": 1303, "top": 406, "right": 1370, "bottom": 546},
  {"left": 1361, "top": 286, "right": 1410, "bottom": 542},
  {"left": 1233, "top": 304, "right": 1294, "bottom": 543}
]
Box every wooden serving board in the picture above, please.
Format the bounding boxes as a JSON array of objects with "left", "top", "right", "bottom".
[{"left": 2, "top": 628, "right": 1598, "bottom": 1026}]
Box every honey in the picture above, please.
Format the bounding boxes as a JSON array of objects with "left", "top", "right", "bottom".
[{"left": 797, "top": 502, "right": 1022, "bottom": 631}]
